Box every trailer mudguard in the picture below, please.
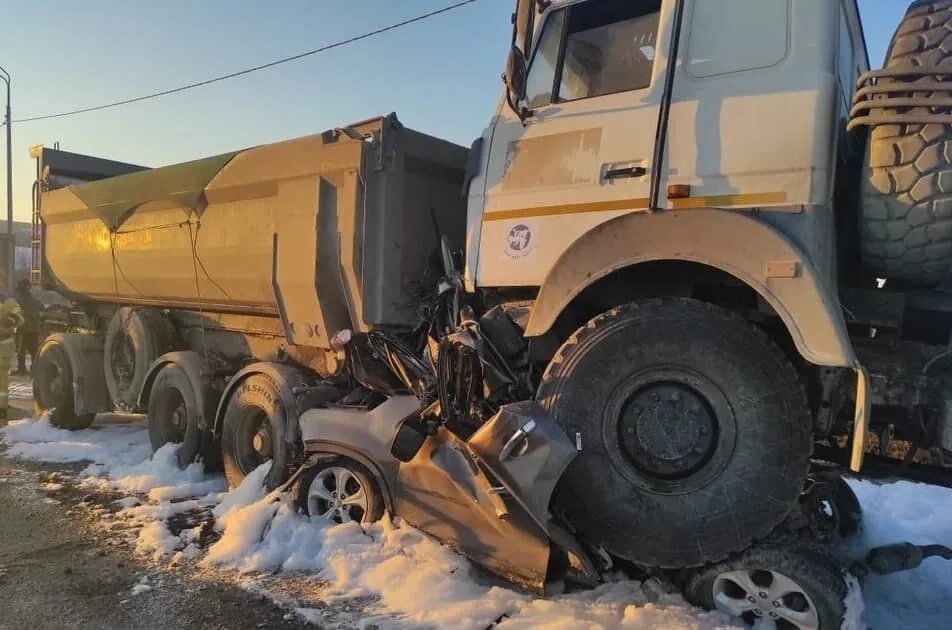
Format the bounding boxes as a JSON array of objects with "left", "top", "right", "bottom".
[
  {"left": 524, "top": 208, "right": 858, "bottom": 369},
  {"left": 138, "top": 351, "right": 214, "bottom": 429},
  {"left": 43, "top": 333, "right": 110, "bottom": 416}
]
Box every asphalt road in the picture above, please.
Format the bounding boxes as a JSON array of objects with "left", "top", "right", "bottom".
[{"left": 0, "top": 377, "right": 313, "bottom": 630}]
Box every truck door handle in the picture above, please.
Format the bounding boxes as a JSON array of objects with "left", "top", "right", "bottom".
[{"left": 603, "top": 166, "right": 647, "bottom": 180}]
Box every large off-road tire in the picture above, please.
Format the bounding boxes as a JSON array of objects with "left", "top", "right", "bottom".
[
  {"left": 295, "top": 459, "right": 384, "bottom": 525},
  {"left": 861, "top": 0, "right": 952, "bottom": 285},
  {"left": 685, "top": 545, "right": 848, "bottom": 629},
  {"left": 537, "top": 299, "right": 811, "bottom": 569},
  {"left": 220, "top": 374, "right": 295, "bottom": 490},
  {"left": 104, "top": 308, "right": 174, "bottom": 410},
  {"left": 33, "top": 339, "right": 96, "bottom": 430}
]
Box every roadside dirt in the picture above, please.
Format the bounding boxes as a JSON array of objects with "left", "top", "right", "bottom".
[{"left": 0, "top": 381, "right": 314, "bottom": 630}]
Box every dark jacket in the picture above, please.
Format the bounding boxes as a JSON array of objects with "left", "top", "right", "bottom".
[{"left": 15, "top": 287, "right": 40, "bottom": 332}]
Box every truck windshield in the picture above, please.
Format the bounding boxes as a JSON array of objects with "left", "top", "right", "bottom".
[{"left": 524, "top": 0, "right": 661, "bottom": 107}]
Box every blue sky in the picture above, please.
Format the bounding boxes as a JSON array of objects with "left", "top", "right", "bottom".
[{"left": 0, "top": 1, "right": 912, "bottom": 221}]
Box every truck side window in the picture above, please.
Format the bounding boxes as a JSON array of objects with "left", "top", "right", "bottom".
[
  {"left": 524, "top": 0, "right": 660, "bottom": 108},
  {"left": 558, "top": 0, "right": 660, "bottom": 101},
  {"left": 525, "top": 10, "right": 566, "bottom": 108}
]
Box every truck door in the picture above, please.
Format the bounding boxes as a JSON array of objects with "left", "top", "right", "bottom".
[{"left": 475, "top": 0, "right": 667, "bottom": 288}]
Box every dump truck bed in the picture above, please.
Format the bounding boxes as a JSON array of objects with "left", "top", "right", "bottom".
[{"left": 36, "top": 115, "right": 469, "bottom": 347}]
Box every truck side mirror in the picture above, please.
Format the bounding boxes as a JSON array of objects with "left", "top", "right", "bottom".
[
  {"left": 514, "top": 0, "right": 535, "bottom": 57},
  {"left": 505, "top": 45, "right": 528, "bottom": 106}
]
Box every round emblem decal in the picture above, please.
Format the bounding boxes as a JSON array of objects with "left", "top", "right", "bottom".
[{"left": 505, "top": 223, "right": 534, "bottom": 258}]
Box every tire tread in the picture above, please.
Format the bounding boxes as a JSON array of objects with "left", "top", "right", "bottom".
[
  {"left": 537, "top": 298, "right": 811, "bottom": 568},
  {"left": 861, "top": 1, "right": 952, "bottom": 284}
]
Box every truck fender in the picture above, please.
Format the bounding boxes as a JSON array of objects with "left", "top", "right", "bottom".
[
  {"left": 137, "top": 351, "right": 214, "bottom": 430},
  {"left": 300, "top": 443, "right": 396, "bottom": 514},
  {"left": 41, "top": 333, "right": 110, "bottom": 416},
  {"left": 524, "top": 208, "right": 858, "bottom": 368},
  {"left": 212, "top": 362, "right": 311, "bottom": 444}
]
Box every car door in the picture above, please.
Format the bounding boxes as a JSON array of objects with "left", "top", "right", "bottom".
[{"left": 475, "top": 0, "right": 668, "bottom": 288}]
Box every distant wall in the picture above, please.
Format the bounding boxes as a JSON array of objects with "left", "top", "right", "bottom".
[
  {"left": 6, "top": 221, "right": 35, "bottom": 282},
  {"left": 14, "top": 246, "right": 30, "bottom": 279}
]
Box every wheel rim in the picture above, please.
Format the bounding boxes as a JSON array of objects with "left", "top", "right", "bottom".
[
  {"left": 234, "top": 406, "right": 274, "bottom": 474},
  {"left": 155, "top": 387, "right": 188, "bottom": 444},
  {"left": 712, "top": 569, "right": 820, "bottom": 629},
  {"left": 171, "top": 400, "right": 188, "bottom": 436},
  {"left": 810, "top": 486, "right": 842, "bottom": 540},
  {"left": 110, "top": 330, "right": 135, "bottom": 392},
  {"left": 307, "top": 466, "right": 369, "bottom": 524},
  {"left": 602, "top": 367, "right": 737, "bottom": 494},
  {"left": 40, "top": 359, "right": 64, "bottom": 408}
]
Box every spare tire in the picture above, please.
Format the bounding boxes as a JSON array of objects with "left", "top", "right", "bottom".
[
  {"left": 104, "top": 308, "right": 174, "bottom": 410},
  {"left": 537, "top": 299, "right": 811, "bottom": 569},
  {"left": 861, "top": 0, "right": 952, "bottom": 285}
]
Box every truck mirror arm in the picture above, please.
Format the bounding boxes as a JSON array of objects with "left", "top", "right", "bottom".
[
  {"left": 506, "top": 0, "right": 534, "bottom": 123},
  {"left": 503, "top": 79, "right": 533, "bottom": 123},
  {"left": 503, "top": 45, "right": 532, "bottom": 123}
]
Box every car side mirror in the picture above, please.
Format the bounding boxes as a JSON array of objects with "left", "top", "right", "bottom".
[{"left": 505, "top": 45, "right": 528, "bottom": 107}]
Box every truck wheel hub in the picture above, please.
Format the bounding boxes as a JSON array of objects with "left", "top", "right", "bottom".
[
  {"left": 47, "top": 365, "right": 63, "bottom": 398},
  {"left": 171, "top": 403, "right": 187, "bottom": 432},
  {"left": 603, "top": 368, "right": 737, "bottom": 494},
  {"left": 621, "top": 383, "right": 716, "bottom": 478},
  {"left": 110, "top": 332, "right": 135, "bottom": 390},
  {"left": 252, "top": 428, "right": 273, "bottom": 457}
]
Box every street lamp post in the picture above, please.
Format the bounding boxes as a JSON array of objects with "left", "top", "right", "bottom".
[
  {"left": 0, "top": 66, "right": 12, "bottom": 294},
  {"left": 0, "top": 66, "right": 10, "bottom": 236}
]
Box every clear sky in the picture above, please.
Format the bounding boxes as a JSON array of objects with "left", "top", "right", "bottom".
[{"left": 0, "top": 1, "right": 914, "bottom": 221}]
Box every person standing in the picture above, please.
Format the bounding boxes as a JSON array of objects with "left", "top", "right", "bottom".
[
  {"left": 0, "top": 294, "right": 24, "bottom": 420},
  {"left": 13, "top": 279, "right": 40, "bottom": 376}
]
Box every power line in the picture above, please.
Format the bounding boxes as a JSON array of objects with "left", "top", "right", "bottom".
[{"left": 14, "top": 0, "right": 479, "bottom": 124}]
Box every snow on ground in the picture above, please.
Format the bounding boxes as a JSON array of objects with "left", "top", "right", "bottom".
[
  {"left": 2, "top": 415, "right": 951, "bottom": 628},
  {"left": 842, "top": 479, "right": 952, "bottom": 630},
  {"left": 130, "top": 576, "right": 154, "bottom": 596},
  {"left": 2, "top": 415, "right": 227, "bottom": 499},
  {"left": 841, "top": 574, "right": 865, "bottom": 630},
  {"left": 3, "top": 415, "right": 148, "bottom": 465}
]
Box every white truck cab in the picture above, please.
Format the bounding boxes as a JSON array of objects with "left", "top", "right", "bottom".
[
  {"left": 463, "top": 0, "right": 871, "bottom": 402},
  {"left": 469, "top": 0, "right": 868, "bottom": 290}
]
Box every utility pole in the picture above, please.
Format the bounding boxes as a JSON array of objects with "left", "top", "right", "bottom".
[{"left": 0, "top": 65, "right": 11, "bottom": 294}]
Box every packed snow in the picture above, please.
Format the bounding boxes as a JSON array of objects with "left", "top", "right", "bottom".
[
  {"left": 3, "top": 414, "right": 951, "bottom": 628},
  {"left": 843, "top": 480, "right": 952, "bottom": 629},
  {"left": 841, "top": 575, "right": 865, "bottom": 630},
  {"left": 130, "top": 577, "right": 154, "bottom": 596}
]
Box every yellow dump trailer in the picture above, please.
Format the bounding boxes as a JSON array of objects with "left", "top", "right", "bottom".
[{"left": 37, "top": 115, "right": 468, "bottom": 347}]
